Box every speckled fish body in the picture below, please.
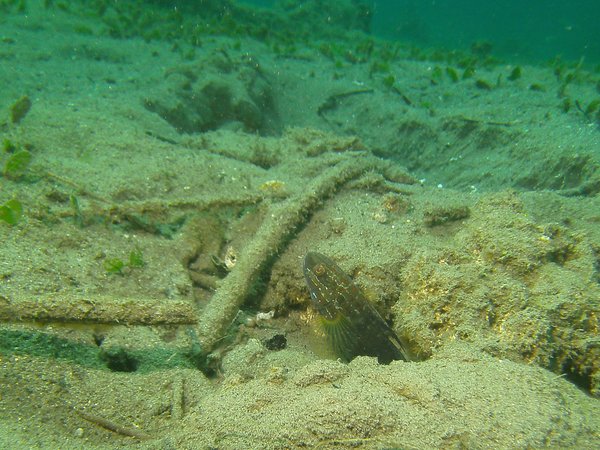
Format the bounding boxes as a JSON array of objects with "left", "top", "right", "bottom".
[{"left": 303, "top": 252, "right": 412, "bottom": 364}]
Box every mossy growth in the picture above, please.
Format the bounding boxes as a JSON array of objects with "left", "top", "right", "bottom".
[
  {"left": 462, "top": 66, "right": 476, "bottom": 79},
  {"left": 584, "top": 99, "right": 600, "bottom": 117},
  {"left": 475, "top": 79, "right": 493, "bottom": 90},
  {"left": 69, "top": 194, "right": 84, "bottom": 227},
  {"left": 560, "top": 98, "right": 572, "bottom": 113},
  {"left": 103, "top": 257, "right": 125, "bottom": 275},
  {"left": 2, "top": 138, "right": 17, "bottom": 153},
  {"left": 10, "top": 95, "right": 32, "bottom": 124},
  {"left": 382, "top": 74, "right": 395, "bottom": 88},
  {"left": 355, "top": 38, "right": 375, "bottom": 59},
  {"left": 3, "top": 149, "right": 31, "bottom": 179},
  {"left": 573, "top": 98, "right": 600, "bottom": 122},
  {"left": 529, "top": 83, "right": 546, "bottom": 92},
  {"left": 0, "top": 0, "right": 26, "bottom": 13},
  {"left": 104, "top": 247, "right": 145, "bottom": 274},
  {"left": 318, "top": 42, "right": 336, "bottom": 60},
  {"left": 445, "top": 66, "right": 459, "bottom": 82},
  {"left": 128, "top": 247, "right": 145, "bottom": 268},
  {"left": 470, "top": 40, "right": 493, "bottom": 58},
  {"left": 507, "top": 66, "right": 522, "bottom": 81},
  {"left": 369, "top": 60, "right": 390, "bottom": 74},
  {"left": 0, "top": 198, "right": 23, "bottom": 225},
  {"left": 430, "top": 66, "right": 443, "bottom": 85}
]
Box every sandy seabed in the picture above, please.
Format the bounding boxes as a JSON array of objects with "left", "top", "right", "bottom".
[{"left": 1, "top": 2, "right": 599, "bottom": 448}]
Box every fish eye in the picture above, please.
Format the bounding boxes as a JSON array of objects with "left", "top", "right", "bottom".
[{"left": 314, "top": 263, "right": 326, "bottom": 276}]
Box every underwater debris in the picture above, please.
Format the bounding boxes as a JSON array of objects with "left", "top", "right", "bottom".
[
  {"left": 263, "top": 334, "right": 287, "bottom": 351},
  {"left": 423, "top": 205, "right": 470, "bottom": 227},
  {"left": 0, "top": 295, "right": 197, "bottom": 325},
  {"left": 76, "top": 409, "right": 151, "bottom": 440},
  {"left": 245, "top": 310, "right": 275, "bottom": 328},
  {"left": 317, "top": 88, "right": 374, "bottom": 116},
  {"left": 389, "top": 84, "right": 413, "bottom": 106},
  {"left": 219, "top": 246, "right": 237, "bottom": 272},
  {"left": 194, "top": 154, "right": 409, "bottom": 355}
]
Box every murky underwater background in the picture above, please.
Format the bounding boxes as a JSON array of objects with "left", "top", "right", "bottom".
[{"left": 244, "top": 0, "right": 600, "bottom": 63}]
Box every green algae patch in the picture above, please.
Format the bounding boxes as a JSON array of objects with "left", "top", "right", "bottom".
[
  {"left": 10, "top": 95, "right": 32, "bottom": 124},
  {"left": 3, "top": 149, "right": 31, "bottom": 179},
  {"left": 0, "top": 328, "right": 104, "bottom": 369},
  {"left": 0, "top": 198, "right": 23, "bottom": 225}
]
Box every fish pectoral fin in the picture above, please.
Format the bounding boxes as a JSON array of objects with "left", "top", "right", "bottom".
[{"left": 320, "top": 314, "right": 357, "bottom": 362}]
